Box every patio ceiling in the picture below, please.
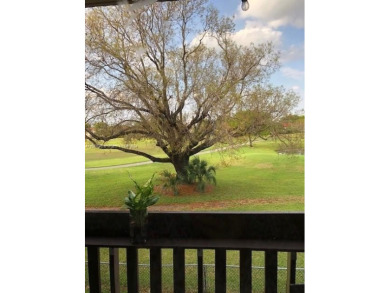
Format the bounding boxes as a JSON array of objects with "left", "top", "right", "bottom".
[{"left": 85, "top": 0, "right": 178, "bottom": 8}]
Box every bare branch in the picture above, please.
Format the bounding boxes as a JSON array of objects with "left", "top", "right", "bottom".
[{"left": 86, "top": 136, "right": 171, "bottom": 163}]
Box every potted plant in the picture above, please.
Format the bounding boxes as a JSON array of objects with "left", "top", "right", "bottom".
[{"left": 124, "top": 174, "right": 159, "bottom": 244}]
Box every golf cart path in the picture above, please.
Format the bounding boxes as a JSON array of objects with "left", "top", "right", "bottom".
[{"left": 85, "top": 145, "right": 246, "bottom": 171}]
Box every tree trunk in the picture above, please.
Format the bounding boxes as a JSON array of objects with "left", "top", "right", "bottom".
[
  {"left": 248, "top": 134, "right": 254, "bottom": 147},
  {"left": 171, "top": 154, "right": 190, "bottom": 179}
]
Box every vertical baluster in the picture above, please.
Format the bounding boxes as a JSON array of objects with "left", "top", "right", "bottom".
[
  {"left": 150, "top": 248, "right": 162, "bottom": 293},
  {"left": 87, "top": 246, "right": 101, "bottom": 293},
  {"left": 215, "top": 248, "right": 226, "bottom": 293},
  {"left": 173, "top": 247, "right": 185, "bottom": 292},
  {"left": 197, "top": 249, "right": 204, "bottom": 293},
  {"left": 290, "top": 284, "right": 304, "bottom": 293},
  {"left": 290, "top": 252, "right": 297, "bottom": 285},
  {"left": 109, "top": 248, "right": 120, "bottom": 293},
  {"left": 286, "top": 252, "right": 297, "bottom": 293},
  {"left": 126, "top": 247, "right": 139, "bottom": 293},
  {"left": 240, "top": 249, "right": 252, "bottom": 293},
  {"left": 265, "top": 250, "right": 277, "bottom": 293}
]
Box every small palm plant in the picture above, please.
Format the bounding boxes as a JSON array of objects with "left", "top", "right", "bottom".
[
  {"left": 124, "top": 174, "right": 159, "bottom": 243},
  {"left": 185, "top": 156, "right": 217, "bottom": 192},
  {"left": 160, "top": 170, "right": 180, "bottom": 196}
]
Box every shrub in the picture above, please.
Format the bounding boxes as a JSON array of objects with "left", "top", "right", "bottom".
[
  {"left": 160, "top": 170, "right": 180, "bottom": 196},
  {"left": 184, "top": 157, "right": 217, "bottom": 192}
]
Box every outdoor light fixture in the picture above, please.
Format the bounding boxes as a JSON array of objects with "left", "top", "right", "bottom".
[{"left": 241, "top": 0, "right": 249, "bottom": 11}]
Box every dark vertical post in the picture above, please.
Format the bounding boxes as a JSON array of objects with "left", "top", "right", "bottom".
[
  {"left": 109, "top": 248, "right": 120, "bottom": 293},
  {"left": 87, "top": 246, "right": 101, "bottom": 293},
  {"left": 240, "top": 249, "right": 252, "bottom": 293},
  {"left": 150, "top": 248, "right": 162, "bottom": 293},
  {"left": 203, "top": 265, "right": 208, "bottom": 292},
  {"left": 215, "top": 248, "right": 226, "bottom": 293},
  {"left": 173, "top": 248, "right": 185, "bottom": 293},
  {"left": 290, "top": 252, "right": 297, "bottom": 284},
  {"left": 290, "top": 284, "right": 304, "bottom": 293},
  {"left": 197, "top": 249, "right": 204, "bottom": 293},
  {"left": 126, "top": 247, "right": 139, "bottom": 293},
  {"left": 265, "top": 250, "right": 278, "bottom": 293},
  {"left": 287, "top": 252, "right": 299, "bottom": 293},
  {"left": 286, "top": 252, "right": 291, "bottom": 293}
]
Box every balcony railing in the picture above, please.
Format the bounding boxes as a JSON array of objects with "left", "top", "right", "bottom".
[{"left": 85, "top": 211, "right": 304, "bottom": 293}]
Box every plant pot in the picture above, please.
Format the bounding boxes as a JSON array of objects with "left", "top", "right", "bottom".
[{"left": 129, "top": 209, "right": 148, "bottom": 244}]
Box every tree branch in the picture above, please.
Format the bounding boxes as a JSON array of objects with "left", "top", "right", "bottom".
[
  {"left": 86, "top": 128, "right": 148, "bottom": 142},
  {"left": 86, "top": 136, "right": 171, "bottom": 163}
]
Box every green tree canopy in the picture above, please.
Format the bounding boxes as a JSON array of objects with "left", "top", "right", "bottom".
[{"left": 230, "top": 85, "right": 300, "bottom": 146}]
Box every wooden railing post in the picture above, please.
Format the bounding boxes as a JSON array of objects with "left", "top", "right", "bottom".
[
  {"left": 87, "top": 246, "right": 101, "bottom": 293},
  {"left": 240, "top": 249, "right": 252, "bottom": 293},
  {"left": 197, "top": 249, "right": 204, "bottom": 293},
  {"left": 173, "top": 247, "right": 185, "bottom": 292},
  {"left": 109, "top": 248, "right": 120, "bottom": 293},
  {"left": 126, "top": 247, "right": 139, "bottom": 293},
  {"left": 265, "top": 250, "right": 278, "bottom": 293},
  {"left": 215, "top": 248, "right": 226, "bottom": 293},
  {"left": 290, "top": 284, "right": 305, "bottom": 293},
  {"left": 290, "top": 252, "right": 297, "bottom": 284},
  {"left": 286, "top": 252, "right": 297, "bottom": 293},
  {"left": 150, "top": 248, "right": 162, "bottom": 293}
]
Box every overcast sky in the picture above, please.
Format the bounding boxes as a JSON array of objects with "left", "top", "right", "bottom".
[{"left": 210, "top": 0, "right": 304, "bottom": 111}]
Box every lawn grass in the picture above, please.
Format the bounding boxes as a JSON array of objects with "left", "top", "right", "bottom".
[{"left": 85, "top": 140, "right": 304, "bottom": 211}]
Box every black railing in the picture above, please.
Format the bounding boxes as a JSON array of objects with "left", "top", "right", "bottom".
[{"left": 85, "top": 211, "right": 304, "bottom": 293}]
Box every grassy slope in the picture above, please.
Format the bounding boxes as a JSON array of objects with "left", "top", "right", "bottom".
[{"left": 85, "top": 141, "right": 304, "bottom": 211}]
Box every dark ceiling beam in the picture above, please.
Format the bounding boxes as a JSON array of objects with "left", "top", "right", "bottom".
[{"left": 85, "top": 0, "right": 178, "bottom": 8}]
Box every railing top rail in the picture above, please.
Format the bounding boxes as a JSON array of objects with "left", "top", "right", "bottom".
[
  {"left": 86, "top": 237, "right": 304, "bottom": 252},
  {"left": 86, "top": 211, "right": 304, "bottom": 246}
]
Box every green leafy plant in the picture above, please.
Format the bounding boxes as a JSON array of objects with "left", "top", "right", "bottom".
[
  {"left": 184, "top": 157, "right": 217, "bottom": 192},
  {"left": 124, "top": 174, "right": 160, "bottom": 212},
  {"left": 160, "top": 170, "right": 180, "bottom": 196},
  {"left": 124, "top": 174, "right": 159, "bottom": 243}
]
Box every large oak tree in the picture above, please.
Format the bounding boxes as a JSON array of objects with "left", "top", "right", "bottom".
[{"left": 85, "top": 0, "right": 280, "bottom": 176}]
